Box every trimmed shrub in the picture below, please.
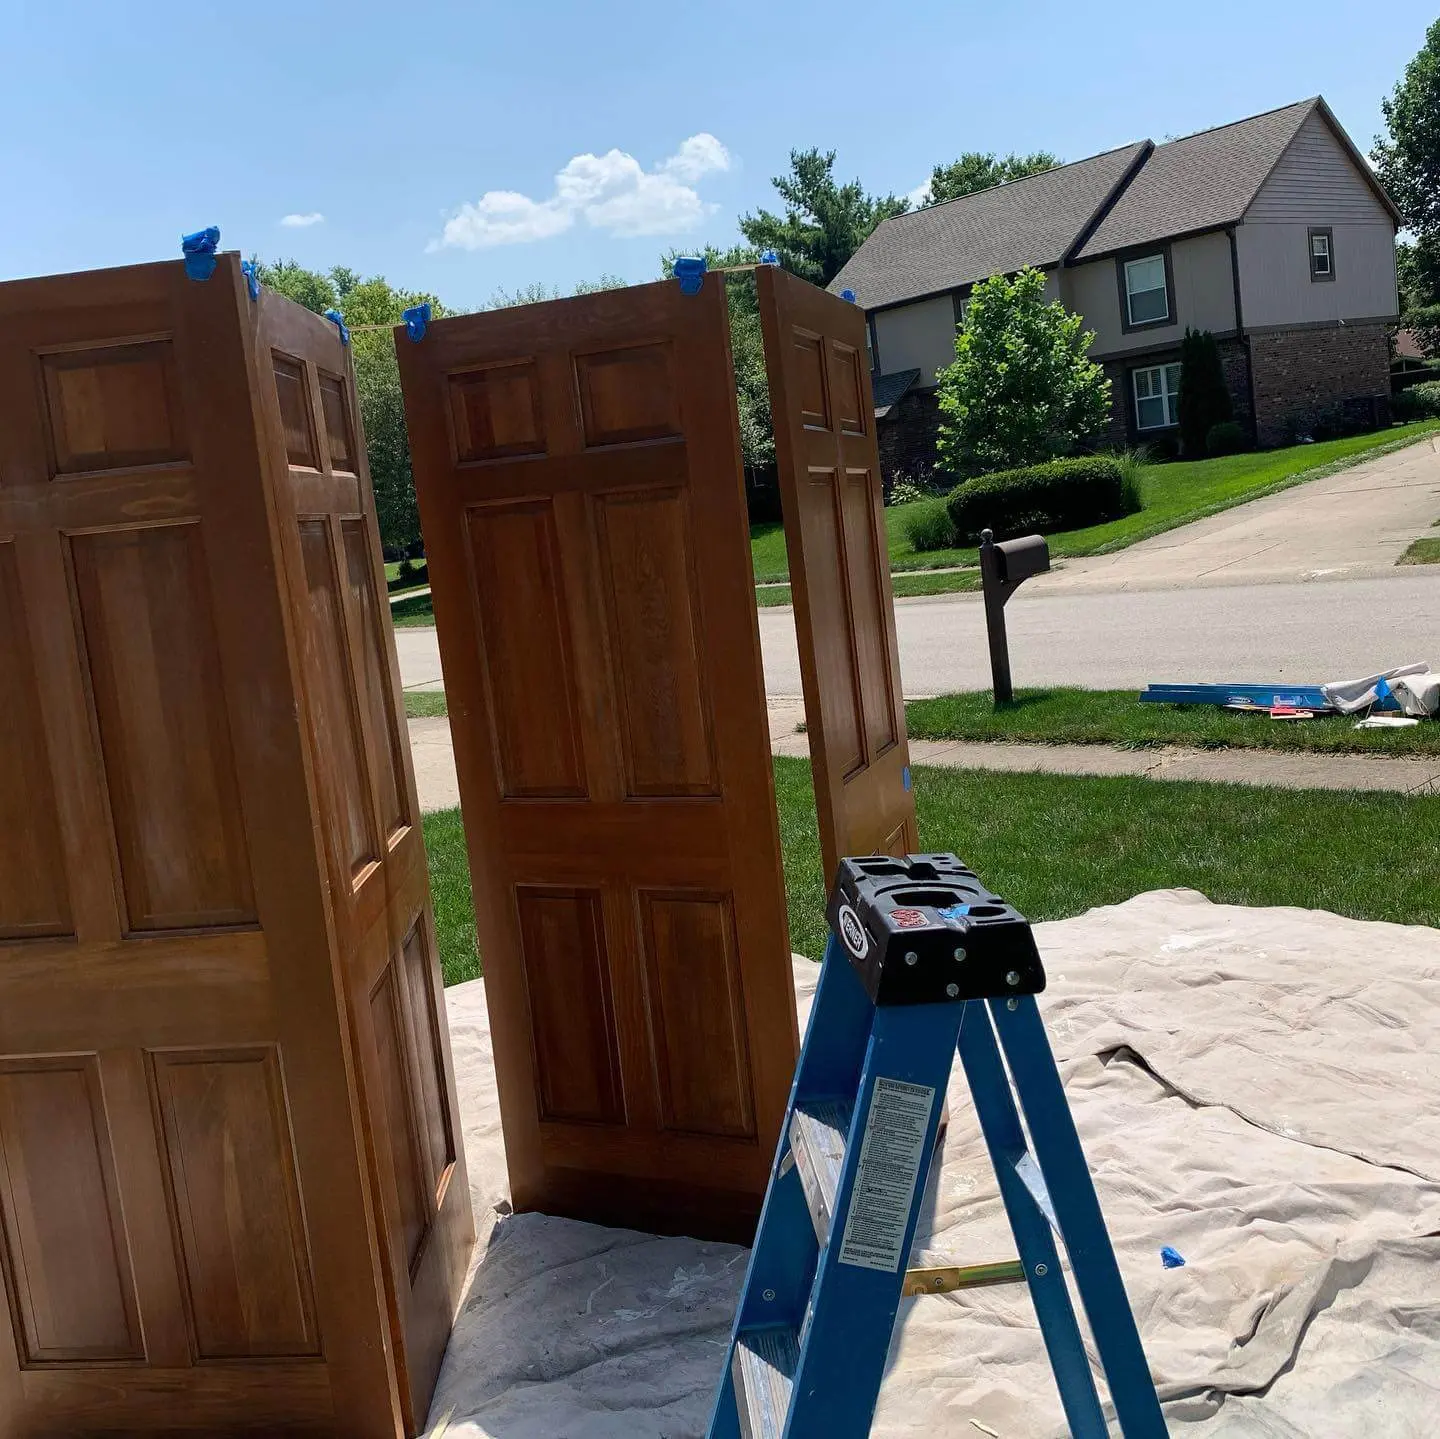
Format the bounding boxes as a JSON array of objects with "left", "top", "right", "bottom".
[
  {"left": 1205, "top": 420, "right": 1248, "bottom": 456},
  {"left": 1393, "top": 381, "right": 1440, "bottom": 421},
  {"left": 1178, "top": 328, "right": 1233, "bottom": 456},
  {"left": 902, "top": 496, "right": 959, "bottom": 552},
  {"left": 946, "top": 456, "right": 1141, "bottom": 544}
]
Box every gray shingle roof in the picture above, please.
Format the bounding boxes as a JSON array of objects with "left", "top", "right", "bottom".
[
  {"left": 829, "top": 143, "right": 1148, "bottom": 309},
  {"left": 871, "top": 369, "right": 920, "bottom": 418},
  {"left": 1073, "top": 100, "right": 1316, "bottom": 259}
]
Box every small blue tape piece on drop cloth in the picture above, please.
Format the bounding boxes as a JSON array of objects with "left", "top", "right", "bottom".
[
  {"left": 673, "top": 256, "right": 707, "bottom": 295},
  {"left": 840, "top": 288, "right": 857, "bottom": 303},
  {"left": 402, "top": 302, "right": 431, "bottom": 343},
  {"left": 902, "top": 764, "right": 912, "bottom": 792},
  {"left": 323, "top": 309, "right": 351, "bottom": 346},
  {"left": 181, "top": 226, "right": 220, "bottom": 282},
  {"left": 938, "top": 903, "right": 971, "bottom": 922},
  {"left": 240, "top": 260, "right": 261, "bottom": 301},
  {"left": 759, "top": 249, "right": 780, "bottom": 266},
  {"left": 1160, "top": 1246, "right": 1186, "bottom": 1269}
]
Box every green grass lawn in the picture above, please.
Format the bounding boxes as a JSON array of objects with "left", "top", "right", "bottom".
[
  {"left": 907, "top": 688, "right": 1440, "bottom": 756},
  {"left": 403, "top": 689, "right": 449, "bottom": 718},
  {"left": 756, "top": 568, "right": 983, "bottom": 608},
  {"left": 750, "top": 422, "right": 1440, "bottom": 583},
  {"left": 390, "top": 591, "right": 436, "bottom": 627},
  {"left": 420, "top": 758, "right": 1439, "bottom": 981},
  {"left": 1399, "top": 537, "right": 1440, "bottom": 565}
]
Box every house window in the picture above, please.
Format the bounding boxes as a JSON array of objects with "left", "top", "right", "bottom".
[
  {"left": 1309, "top": 227, "right": 1334, "bottom": 281},
  {"left": 1123, "top": 254, "right": 1170, "bottom": 326},
  {"left": 1133, "top": 363, "right": 1181, "bottom": 431}
]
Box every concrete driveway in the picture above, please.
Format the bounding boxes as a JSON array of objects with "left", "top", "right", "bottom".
[{"left": 1033, "top": 430, "right": 1440, "bottom": 593}]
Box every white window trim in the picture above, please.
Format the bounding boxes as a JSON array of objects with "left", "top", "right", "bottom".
[
  {"left": 1311, "top": 232, "right": 1331, "bottom": 275},
  {"left": 1133, "top": 364, "right": 1181, "bottom": 432},
  {"left": 1124, "top": 254, "right": 1170, "bottom": 326}
]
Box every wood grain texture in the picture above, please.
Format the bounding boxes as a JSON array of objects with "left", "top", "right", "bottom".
[
  {"left": 398, "top": 278, "right": 797, "bottom": 1241},
  {"left": 0, "top": 256, "right": 470, "bottom": 1437},
  {"left": 757, "top": 266, "right": 918, "bottom": 885}
]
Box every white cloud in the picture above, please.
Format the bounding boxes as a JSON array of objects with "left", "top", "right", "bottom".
[
  {"left": 435, "top": 134, "right": 732, "bottom": 250},
  {"left": 280, "top": 212, "right": 325, "bottom": 228},
  {"left": 905, "top": 180, "right": 931, "bottom": 209}
]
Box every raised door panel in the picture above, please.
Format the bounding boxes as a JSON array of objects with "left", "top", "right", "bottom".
[
  {"left": 465, "top": 500, "right": 585, "bottom": 799},
  {"left": 271, "top": 354, "right": 320, "bottom": 470},
  {"left": 341, "top": 518, "right": 408, "bottom": 840},
  {"left": 515, "top": 888, "right": 624, "bottom": 1126},
  {"left": 575, "top": 343, "right": 680, "bottom": 446},
  {"left": 639, "top": 892, "right": 755, "bottom": 1140},
  {"left": 449, "top": 362, "right": 546, "bottom": 461},
  {"left": 40, "top": 339, "right": 188, "bottom": 476},
  {"left": 0, "top": 1057, "right": 143, "bottom": 1365},
  {"left": 296, "top": 518, "right": 376, "bottom": 881},
  {"left": 150, "top": 1048, "right": 319, "bottom": 1360},
  {"left": 839, "top": 471, "right": 897, "bottom": 759},
  {"left": 596, "top": 489, "right": 716, "bottom": 798},
  {"left": 0, "top": 543, "right": 70, "bottom": 940},
  {"left": 69, "top": 523, "right": 256, "bottom": 932},
  {"left": 401, "top": 923, "right": 457, "bottom": 1193}
]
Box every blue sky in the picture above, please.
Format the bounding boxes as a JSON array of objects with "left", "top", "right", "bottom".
[{"left": 1, "top": 0, "right": 1432, "bottom": 308}]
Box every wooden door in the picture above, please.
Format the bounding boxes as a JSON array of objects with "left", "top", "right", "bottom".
[
  {"left": 0, "top": 254, "right": 466, "bottom": 1438},
  {"left": 756, "top": 265, "right": 918, "bottom": 885},
  {"left": 252, "top": 291, "right": 473, "bottom": 1432},
  {"left": 397, "top": 278, "right": 797, "bottom": 1242}
]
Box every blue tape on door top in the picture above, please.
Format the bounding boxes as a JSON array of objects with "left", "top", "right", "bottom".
[{"left": 181, "top": 226, "right": 220, "bottom": 282}]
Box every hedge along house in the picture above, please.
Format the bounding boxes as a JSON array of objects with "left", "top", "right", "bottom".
[{"left": 833, "top": 97, "right": 1401, "bottom": 472}]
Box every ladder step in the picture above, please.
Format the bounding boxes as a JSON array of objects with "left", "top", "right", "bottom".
[
  {"left": 733, "top": 1326, "right": 799, "bottom": 1439},
  {"left": 789, "top": 1099, "right": 852, "bottom": 1247}
]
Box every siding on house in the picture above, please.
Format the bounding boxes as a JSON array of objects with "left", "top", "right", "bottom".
[
  {"left": 1236, "top": 108, "right": 1398, "bottom": 328},
  {"left": 1061, "top": 230, "right": 1237, "bottom": 358},
  {"left": 871, "top": 272, "right": 1061, "bottom": 388}
]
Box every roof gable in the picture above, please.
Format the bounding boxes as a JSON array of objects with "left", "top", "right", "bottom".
[{"left": 1072, "top": 100, "right": 1318, "bottom": 260}]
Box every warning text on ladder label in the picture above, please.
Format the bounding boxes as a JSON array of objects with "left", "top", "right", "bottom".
[{"left": 837, "top": 1076, "right": 936, "bottom": 1272}]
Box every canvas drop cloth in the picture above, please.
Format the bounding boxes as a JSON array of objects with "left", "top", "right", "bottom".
[{"left": 428, "top": 892, "right": 1440, "bottom": 1437}]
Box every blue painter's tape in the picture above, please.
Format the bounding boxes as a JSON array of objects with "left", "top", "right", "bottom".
[
  {"left": 323, "top": 308, "right": 350, "bottom": 346},
  {"left": 938, "top": 903, "right": 971, "bottom": 922},
  {"left": 902, "top": 764, "right": 912, "bottom": 791},
  {"left": 240, "top": 259, "right": 261, "bottom": 301},
  {"left": 402, "top": 302, "right": 431, "bottom": 342},
  {"left": 673, "top": 256, "right": 706, "bottom": 295},
  {"left": 759, "top": 249, "right": 780, "bottom": 266},
  {"left": 1160, "top": 1246, "right": 1186, "bottom": 1269},
  {"left": 840, "top": 288, "right": 857, "bottom": 303},
  {"left": 181, "top": 226, "right": 220, "bottom": 282}
]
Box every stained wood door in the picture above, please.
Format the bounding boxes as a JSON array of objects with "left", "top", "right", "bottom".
[
  {"left": 252, "top": 291, "right": 473, "bottom": 1433},
  {"left": 756, "top": 265, "right": 918, "bottom": 885},
  {"left": 0, "top": 254, "right": 466, "bottom": 1438},
  {"left": 397, "top": 278, "right": 797, "bottom": 1242}
]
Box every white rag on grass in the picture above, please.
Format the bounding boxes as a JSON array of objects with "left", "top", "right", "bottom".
[{"left": 430, "top": 892, "right": 1440, "bottom": 1438}]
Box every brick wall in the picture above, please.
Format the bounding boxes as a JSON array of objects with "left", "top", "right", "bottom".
[
  {"left": 1101, "top": 337, "right": 1253, "bottom": 451},
  {"left": 877, "top": 388, "right": 941, "bottom": 484},
  {"left": 1249, "top": 323, "right": 1391, "bottom": 447}
]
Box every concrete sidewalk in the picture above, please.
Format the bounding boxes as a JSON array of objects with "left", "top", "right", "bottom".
[{"left": 407, "top": 707, "right": 1439, "bottom": 814}]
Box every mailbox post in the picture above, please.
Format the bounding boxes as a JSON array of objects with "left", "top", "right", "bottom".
[{"left": 978, "top": 528, "right": 1050, "bottom": 705}]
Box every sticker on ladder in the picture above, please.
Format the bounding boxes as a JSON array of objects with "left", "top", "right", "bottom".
[{"left": 837, "top": 1077, "right": 936, "bottom": 1272}]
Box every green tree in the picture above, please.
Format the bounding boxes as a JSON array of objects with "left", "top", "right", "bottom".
[
  {"left": 739, "top": 149, "right": 907, "bottom": 286},
  {"left": 926, "top": 151, "right": 1061, "bottom": 205},
  {"left": 935, "top": 268, "right": 1110, "bottom": 473},
  {"left": 485, "top": 274, "right": 627, "bottom": 308},
  {"left": 660, "top": 245, "right": 773, "bottom": 470},
  {"left": 1177, "top": 328, "right": 1233, "bottom": 456},
  {"left": 1373, "top": 20, "right": 1440, "bottom": 307},
  {"left": 255, "top": 260, "right": 445, "bottom": 555}
]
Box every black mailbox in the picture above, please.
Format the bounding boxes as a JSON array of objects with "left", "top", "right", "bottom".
[
  {"left": 978, "top": 529, "right": 1050, "bottom": 705},
  {"left": 993, "top": 534, "right": 1050, "bottom": 585}
]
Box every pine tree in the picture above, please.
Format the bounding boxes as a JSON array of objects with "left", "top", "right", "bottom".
[{"left": 1177, "top": 329, "right": 1232, "bottom": 456}]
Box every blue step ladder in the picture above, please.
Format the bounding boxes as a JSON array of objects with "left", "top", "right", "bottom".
[{"left": 708, "top": 854, "right": 1167, "bottom": 1438}]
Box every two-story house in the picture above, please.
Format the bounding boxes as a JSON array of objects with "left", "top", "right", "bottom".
[{"left": 832, "top": 98, "right": 1401, "bottom": 476}]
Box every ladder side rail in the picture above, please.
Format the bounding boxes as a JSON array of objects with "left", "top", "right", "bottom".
[
  {"left": 958, "top": 1001, "right": 1110, "bottom": 1438},
  {"left": 782, "top": 999, "right": 963, "bottom": 1438},
  {"left": 992, "top": 996, "right": 1169, "bottom": 1438}
]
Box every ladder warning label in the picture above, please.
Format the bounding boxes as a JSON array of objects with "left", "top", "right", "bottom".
[{"left": 837, "top": 1076, "right": 935, "bottom": 1272}]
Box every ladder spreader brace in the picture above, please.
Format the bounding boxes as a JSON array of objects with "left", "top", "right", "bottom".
[{"left": 708, "top": 853, "right": 1168, "bottom": 1438}]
